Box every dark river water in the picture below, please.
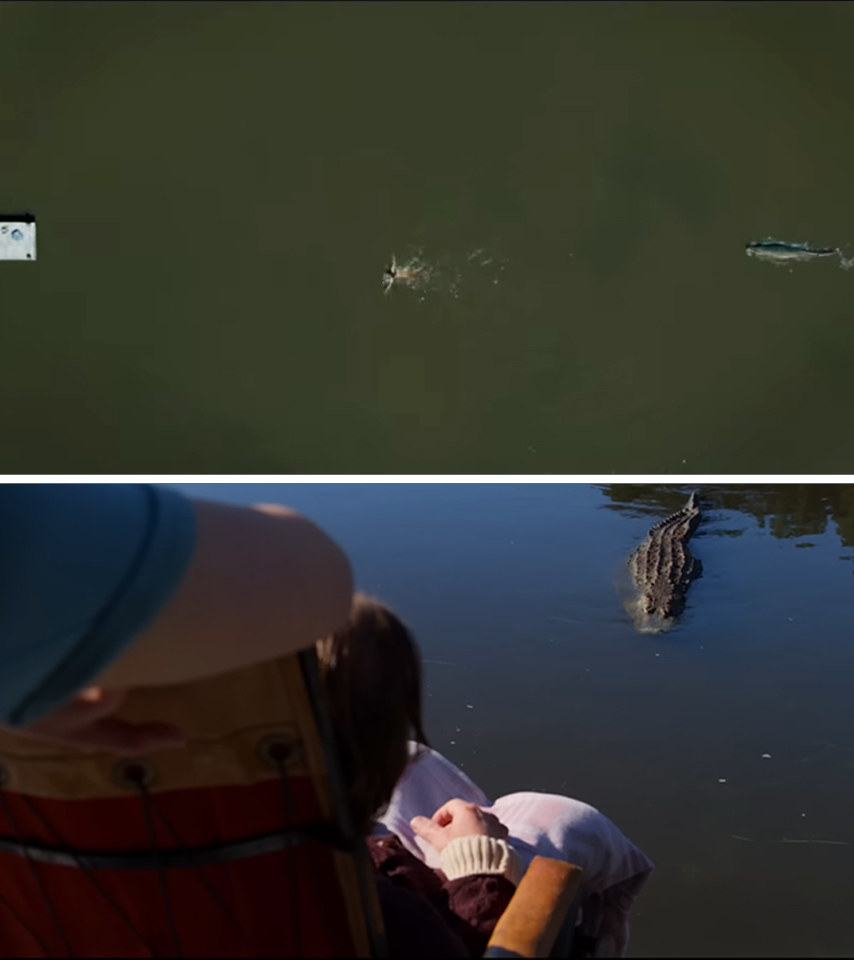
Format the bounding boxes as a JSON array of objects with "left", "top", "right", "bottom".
[
  {"left": 3, "top": 2, "right": 854, "bottom": 472},
  {"left": 170, "top": 482, "right": 854, "bottom": 958}
]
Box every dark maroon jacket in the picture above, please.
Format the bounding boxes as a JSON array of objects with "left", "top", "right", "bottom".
[{"left": 368, "top": 835, "right": 516, "bottom": 957}]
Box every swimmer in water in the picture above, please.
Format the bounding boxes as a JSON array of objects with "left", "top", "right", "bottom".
[{"left": 382, "top": 254, "right": 424, "bottom": 294}]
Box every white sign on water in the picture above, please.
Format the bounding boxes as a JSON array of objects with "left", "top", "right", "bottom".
[{"left": 0, "top": 216, "right": 36, "bottom": 261}]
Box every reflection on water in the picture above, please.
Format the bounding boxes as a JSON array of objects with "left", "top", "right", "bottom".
[
  {"left": 604, "top": 482, "right": 854, "bottom": 549},
  {"left": 169, "top": 483, "right": 854, "bottom": 958}
]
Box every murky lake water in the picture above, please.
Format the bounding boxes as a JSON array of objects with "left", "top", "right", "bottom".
[
  {"left": 3, "top": 2, "right": 854, "bottom": 472},
  {"left": 170, "top": 482, "right": 854, "bottom": 958}
]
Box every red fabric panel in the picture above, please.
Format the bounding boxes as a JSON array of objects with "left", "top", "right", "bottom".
[{"left": 0, "top": 779, "right": 359, "bottom": 958}]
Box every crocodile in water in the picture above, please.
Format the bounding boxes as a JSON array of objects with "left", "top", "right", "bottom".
[{"left": 627, "top": 491, "right": 702, "bottom": 632}]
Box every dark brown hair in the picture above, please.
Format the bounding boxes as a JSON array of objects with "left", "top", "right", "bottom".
[{"left": 315, "top": 593, "right": 430, "bottom": 835}]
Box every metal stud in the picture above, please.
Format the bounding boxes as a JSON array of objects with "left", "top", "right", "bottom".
[
  {"left": 256, "top": 733, "right": 302, "bottom": 770},
  {"left": 112, "top": 758, "right": 156, "bottom": 790}
]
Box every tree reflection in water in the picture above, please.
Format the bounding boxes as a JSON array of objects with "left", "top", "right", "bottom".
[{"left": 601, "top": 483, "right": 854, "bottom": 552}]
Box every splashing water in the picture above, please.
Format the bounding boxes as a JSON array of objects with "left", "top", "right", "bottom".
[
  {"left": 746, "top": 238, "right": 854, "bottom": 271},
  {"left": 382, "top": 246, "right": 507, "bottom": 300}
]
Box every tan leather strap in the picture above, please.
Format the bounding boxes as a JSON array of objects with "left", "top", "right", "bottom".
[{"left": 485, "top": 856, "right": 583, "bottom": 958}]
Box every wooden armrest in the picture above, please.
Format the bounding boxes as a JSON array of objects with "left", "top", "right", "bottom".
[{"left": 484, "top": 856, "right": 583, "bottom": 958}]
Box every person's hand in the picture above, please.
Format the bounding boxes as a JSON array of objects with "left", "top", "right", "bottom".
[
  {"left": 410, "top": 798, "right": 510, "bottom": 854},
  {"left": 6, "top": 687, "right": 187, "bottom": 755}
]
